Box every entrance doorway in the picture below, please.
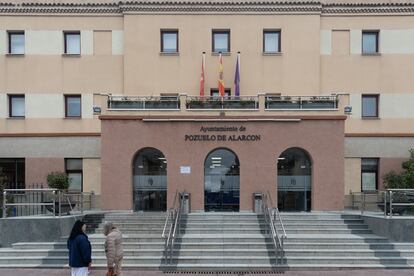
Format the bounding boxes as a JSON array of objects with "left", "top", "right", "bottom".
[
  {"left": 277, "top": 147, "right": 312, "bottom": 211},
  {"left": 133, "top": 147, "right": 167, "bottom": 211},
  {"left": 204, "top": 148, "right": 240, "bottom": 212}
]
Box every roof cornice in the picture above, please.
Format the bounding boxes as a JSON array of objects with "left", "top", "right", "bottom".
[{"left": 0, "top": 1, "right": 413, "bottom": 15}]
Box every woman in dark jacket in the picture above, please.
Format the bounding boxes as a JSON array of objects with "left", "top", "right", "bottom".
[{"left": 67, "top": 220, "right": 92, "bottom": 276}]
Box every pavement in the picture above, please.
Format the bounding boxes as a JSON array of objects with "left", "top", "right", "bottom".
[{"left": 0, "top": 269, "right": 414, "bottom": 276}]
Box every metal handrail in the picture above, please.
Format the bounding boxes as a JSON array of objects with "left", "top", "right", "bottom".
[
  {"left": 162, "top": 191, "right": 183, "bottom": 264},
  {"left": 169, "top": 194, "right": 184, "bottom": 264},
  {"left": 2, "top": 189, "right": 93, "bottom": 218},
  {"left": 262, "top": 192, "right": 285, "bottom": 265},
  {"left": 384, "top": 189, "right": 414, "bottom": 218}
]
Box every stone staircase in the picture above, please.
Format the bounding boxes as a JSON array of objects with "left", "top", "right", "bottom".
[
  {"left": 279, "top": 212, "right": 414, "bottom": 269},
  {"left": 0, "top": 211, "right": 413, "bottom": 271}
]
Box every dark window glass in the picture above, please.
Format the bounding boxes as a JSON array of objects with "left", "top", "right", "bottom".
[
  {"left": 0, "top": 159, "right": 25, "bottom": 189},
  {"left": 64, "top": 32, "right": 81, "bottom": 54},
  {"left": 161, "top": 30, "right": 178, "bottom": 53},
  {"left": 204, "top": 148, "right": 240, "bottom": 212},
  {"left": 212, "top": 30, "right": 230, "bottom": 53},
  {"left": 210, "top": 88, "right": 231, "bottom": 97},
  {"left": 133, "top": 148, "right": 167, "bottom": 211},
  {"left": 263, "top": 30, "right": 281, "bottom": 53},
  {"left": 65, "top": 159, "right": 82, "bottom": 192},
  {"left": 362, "top": 31, "right": 379, "bottom": 54},
  {"left": 8, "top": 31, "right": 25, "bottom": 54},
  {"left": 362, "top": 95, "right": 379, "bottom": 118},
  {"left": 361, "top": 158, "right": 379, "bottom": 191},
  {"left": 9, "top": 95, "right": 25, "bottom": 117},
  {"left": 65, "top": 95, "right": 81, "bottom": 117}
]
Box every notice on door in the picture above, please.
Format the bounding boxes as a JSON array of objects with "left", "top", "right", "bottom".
[{"left": 180, "top": 166, "right": 191, "bottom": 174}]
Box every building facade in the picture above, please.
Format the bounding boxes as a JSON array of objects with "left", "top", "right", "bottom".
[{"left": 0, "top": 0, "right": 413, "bottom": 212}]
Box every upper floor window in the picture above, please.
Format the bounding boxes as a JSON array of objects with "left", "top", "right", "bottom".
[
  {"left": 65, "top": 95, "right": 81, "bottom": 118},
  {"left": 8, "top": 31, "right": 25, "bottom": 54},
  {"left": 210, "top": 88, "right": 231, "bottom": 97},
  {"left": 362, "top": 31, "right": 379, "bottom": 54},
  {"left": 263, "top": 30, "right": 281, "bottom": 53},
  {"left": 161, "top": 29, "right": 178, "bottom": 53},
  {"left": 362, "top": 94, "right": 379, "bottom": 118},
  {"left": 64, "top": 31, "right": 81, "bottom": 55},
  {"left": 212, "top": 29, "right": 230, "bottom": 53},
  {"left": 9, "top": 95, "right": 25, "bottom": 118}
]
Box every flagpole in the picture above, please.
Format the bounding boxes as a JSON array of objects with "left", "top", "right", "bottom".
[{"left": 237, "top": 51, "right": 240, "bottom": 97}]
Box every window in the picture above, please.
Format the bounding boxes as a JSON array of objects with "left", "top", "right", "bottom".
[
  {"left": 161, "top": 30, "right": 178, "bottom": 53},
  {"left": 362, "top": 94, "right": 379, "bottom": 118},
  {"left": 9, "top": 95, "right": 25, "bottom": 118},
  {"left": 64, "top": 32, "right": 81, "bottom": 55},
  {"left": 0, "top": 159, "right": 25, "bottom": 189},
  {"left": 65, "top": 159, "right": 83, "bottom": 192},
  {"left": 212, "top": 30, "right": 230, "bottom": 53},
  {"left": 361, "top": 158, "right": 379, "bottom": 191},
  {"left": 210, "top": 88, "right": 231, "bottom": 97},
  {"left": 8, "top": 31, "right": 25, "bottom": 54},
  {"left": 362, "top": 31, "right": 379, "bottom": 54},
  {"left": 263, "top": 30, "right": 281, "bottom": 53},
  {"left": 65, "top": 95, "right": 81, "bottom": 118}
]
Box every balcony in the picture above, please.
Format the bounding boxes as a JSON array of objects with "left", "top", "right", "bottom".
[
  {"left": 265, "top": 95, "right": 338, "bottom": 110},
  {"left": 108, "top": 95, "right": 180, "bottom": 110},
  {"left": 103, "top": 94, "right": 344, "bottom": 116},
  {"left": 186, "top": 96, "right": 259, "bottom": 110}
]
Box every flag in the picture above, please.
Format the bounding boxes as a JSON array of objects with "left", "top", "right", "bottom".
[
  {"left": 234, "top": 53, "right": 240, "bottom": 97},
  {"left": 200, "top": 53, "right": 205, "bottom": 97},
  {"left": 218, "top": 53, "right": 225, "bottom": 97}
]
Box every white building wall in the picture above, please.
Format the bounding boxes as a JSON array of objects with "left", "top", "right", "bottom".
[
  {"left": 25, "top": 31, "right": 63, "bottom": 55},
  {"left": 320, "top": 30, "right": 332, "bottom": 55},
  {"left": 81, "top": 30, "right": 94, "bottom": 55},
  {"left": 26, "top": 94, "right": 64, "bottom": 118},
  {"left": 350, "top": 29, "right": 362, "bottom": 54},
  {"left": 112, "top": 30, "right": 124, "bottom": 55}
]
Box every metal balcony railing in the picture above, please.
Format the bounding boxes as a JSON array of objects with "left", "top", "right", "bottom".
[
  {"left": 265, "top": 95, "right": 338, "bottom": 110},
  {"left": 186, "top": 96, "right": 259, "bottom": 110},
  {"left": 108, "top": 95, "right": 180, "bottom": 110}
]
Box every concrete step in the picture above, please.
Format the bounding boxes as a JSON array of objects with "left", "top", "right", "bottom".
[
  {"left": 12, "top": 242, "right": 165, "bottom": 250},
  {"left": 284, "top": 256, "right": 414, "bottom": 265},
  {"left": 283, "top": 229, "right": 372, "bottom": 235},
  {"left": 284, "top": 249, "right": 414, "bottom": 257},
  {"left": 284, "top": 242, "right": 414, "bottom": 250}
]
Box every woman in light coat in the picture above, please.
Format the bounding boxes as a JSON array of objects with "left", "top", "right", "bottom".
[{"left": 103, "top": 222, "right": 124, "bottom": 276}]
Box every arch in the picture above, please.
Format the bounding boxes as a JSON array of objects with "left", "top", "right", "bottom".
[
  {"left": 277, "top": 147, "right": 312, "bottom": 212},
  {"left": 204, "top": 147, "right": 240, "bottom": 212},
  {"left": 132, "top": 147, "right": 167, "bottom": 211}
]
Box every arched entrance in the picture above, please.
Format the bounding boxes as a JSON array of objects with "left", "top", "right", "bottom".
[
  {"left": 277, "top": 147, "right": 312, "bottom": 212},
  {"left": 204, "top": 148, "right": 240, "bottom": 212},
  {"left": 133, "top": 147, "right": 167, "bottom": 211}
]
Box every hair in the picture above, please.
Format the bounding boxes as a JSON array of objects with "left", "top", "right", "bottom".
[
  {"left": 103, "top": 221, "right": 115, "bottom": 236},
  {"left": 68, "top": 220, "right": 86, "bottom": 241}
]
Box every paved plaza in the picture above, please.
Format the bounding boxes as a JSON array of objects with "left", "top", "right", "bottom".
[{"left": 0, "top": 269, "right": 414, "bottom": 276}]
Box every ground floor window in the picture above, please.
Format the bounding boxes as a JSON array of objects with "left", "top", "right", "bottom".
[
  {"left": 0, "top": 158, "right": 25, "bottom": 189},
  {"left": 65, "top": 158, "right": 83, "bottom": 192},
  {"left": 361, "top": 158, "right": 379, "bottom": 192}
]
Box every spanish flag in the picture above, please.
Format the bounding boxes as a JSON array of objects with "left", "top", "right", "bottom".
[
  {"left": 200, "top": 52, "right": 205, "bottom": 97},
  {"left": 218, "top": 53, "right": 225, "bottom": 97}
]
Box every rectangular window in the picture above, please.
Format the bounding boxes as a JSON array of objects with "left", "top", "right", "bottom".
[
  {"left": 210, "top": 88, "right": 231, "bottom": 97},
  {"left": 362, "top": 31, "right": 379, "bottom": 54},
  {"left": 9, "top": 95, "right": 25, "bottom": 118},
  {"left": 212, "top": 30, "right": 230, "bottom": 53},
  {"left": 8, "top": 31, "right": 25, "bottom": 54},
  {"left": 65, "top": 159, "right": 83, "bottom": 192},
  {"left": 64, "top": 32, "right": 81, "bottom": 55},
  {"left": 0, "top": 159, "right": 25, "bottom": 189},
  {"left": 362, "top": 94, "right": 379, "bottom": 118},
  {"left": 65, "top": 95, "right": 81, "bottom": 118},
  {"left": 161, "top": 30, "right": 178, "bottom": 53},
  {"left": 361, "top": 158, "right": 379, "bottom": 191},
  {"left": 263, "top": 30, "right": 281, "bottom": 53}
]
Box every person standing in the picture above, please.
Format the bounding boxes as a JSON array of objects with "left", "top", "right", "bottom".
[
  {"left": 103, "top": 222, "right": 124, "bottom": 276},
  {"left": 67, "top": 220, "right": 92, "bottom": 276}
]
